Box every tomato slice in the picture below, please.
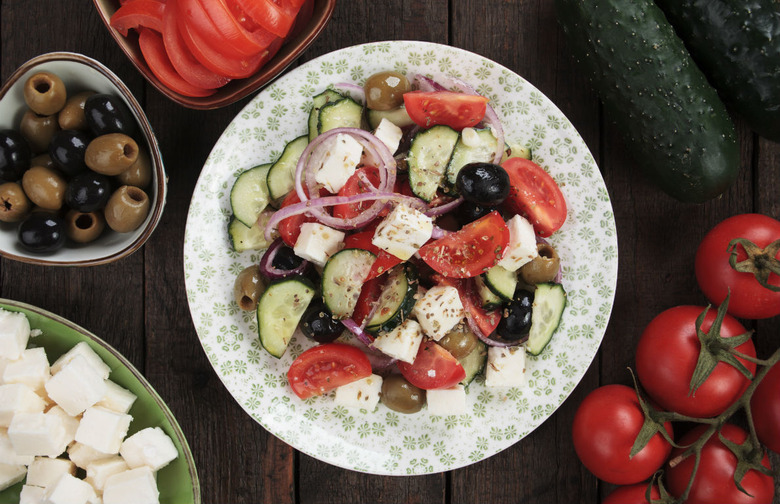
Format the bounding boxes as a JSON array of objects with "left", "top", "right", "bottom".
[
  {"left": 350, "top": 275, "right": 384, "bottom": 327},
  {"left": 110, "top": 0, "right": 164, "bottom": 36},
  {"left": 287, "top": 343, "right": 372, "bottom": 399},
  {"left": 196, "top": 0, "right": 275, "bottom": 57},
  {"left": 403, "top": 91, "right": 489, "bottom": 130},
  {"left": 397, "top": 340, "right": 465, "bottom": 390},
  {"left": 137, "top": 28, "right": 216, "bottom": 98},
  {"left": 233, "top": 0, "right": 296, "bottom": 38},
  {"left": 277, "top": 190, "right": 318, "bottom": 247},
  {"left": 501, "top": 157, "right": 567, "bottom": 237},
  {"left": 418, "top": 211, "right": 509, "bottom": 278},
  {"left": 333, "top": 166, "right": 383, "bottom": 220},
  {"left": 343, "top": 228, "right": 403, "bottom": 280}
]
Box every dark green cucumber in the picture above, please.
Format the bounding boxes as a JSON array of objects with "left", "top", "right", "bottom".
[
  {"left": 365, "top": 263, "right": 419, "bottom": 334},
  {"left": 317, "top": 97, "right": 365, "bottom": 136},
  {"left": 321, "top": 248, "right": 376, "bottom": 319},
  {"left": 407, "top": 125, "right": 459, "bottom": 202},
  {"left": 555, "top": 0, "right": 738, "bottom": 203},
  {"left": 266, "top": 135, "right": 309, "bottom": 204},
  {"left": 309, "top": 89, "right": 343, "bottom": 142},
  {"left": 256, "top": 277, "right": 316, "bottom": 358},
  {"left": 228, "top": 215, "right": 273, "bottom": 252},
  {"left": 230, "top": 163, "right": 271, "bottom": 227},
  {"left": 654, "top": 0, "right": 780, "bottom": 142},
  {"left": 459, "top": 340, "right": 487, "bottom": 386}
]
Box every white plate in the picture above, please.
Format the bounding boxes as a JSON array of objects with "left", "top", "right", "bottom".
[{"left": 184, "top": 41, "right": 618, "bottom": 475}]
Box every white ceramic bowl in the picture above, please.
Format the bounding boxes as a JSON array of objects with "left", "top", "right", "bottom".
[{"left": 0, "top": 52, "right": 166, "bottom": 266}]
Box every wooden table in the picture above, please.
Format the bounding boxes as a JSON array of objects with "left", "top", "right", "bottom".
[{"left": 2, "top": 1, "right": 778, "bottom": 502}]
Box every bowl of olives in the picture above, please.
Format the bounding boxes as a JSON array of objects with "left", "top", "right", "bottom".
[{"left": 0, "top": 52, "right": 166, "bottom": 266}]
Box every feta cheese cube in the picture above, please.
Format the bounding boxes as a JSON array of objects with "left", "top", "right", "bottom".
[
  {"left": 371, "top": 204, "right": 433, "bottom": 261},
  {"left": 497, "top": 215, "right": 539, "bottom": 271},
  {"left": 333, "top": 374, "right": 382, "bottom": 411},
  {"left": 0, "top": 357, "right": 10, "bottom": 385},
  {"left": 45, "top": 406, "right": 79, "bottom": 451},
  {"left": 426, "top": 385, "right": 467, "bottom": 415},
  {"left": 314, "top": 133, "right": 364, "bottom": 193},
  {"left": 45, "top": 355, "right": 108, "bottom": 416},
  {"left": 293, "top": 223, "right": 344, "bottom": 267},
  {"left": 0, "top": 462, "right": 26, "bottom": 491},
  {"left": 0, "top": 383, "right": 46, "bottom": 427},
  {"left": 7, "top": 412, "right": 66, "bottom": 458},
  {"left": 372, "top": 319, "right": 423, "bottom": 364},
  {"left": 43, "top": 473, "right": 97, "bottom": 504},
  {"left": 96, "top": 381, "right": 137, "bottom": 415},
  {"left": 75, "top": 407, "right": 132, "bottom": 455},
  {"left": 67, "top": 443, "right": 112, "bottom": 471},
  {"left": 0, "top": 309, "right": 31, "bottom": 360},
  {"left": 50, "top": 342, "right": 111, "bottom": 380},
  {"left": 0, "top": 428, "right": 33, "bottom": 466},
  {"left": 85, "top": 456, "right": 128, "bottom": 491},
  {"left": 19, "top": 484, "right": 46, "bottom": 504},
  {"left": 26, "top": 457, "right": 76, "bottom": 488},
  {"left": 412, "top": 285, "right": 464, "bottom": 341},
  {"left": 373, "top": 118, "right": 403, "bottom": 154},
  {"left": 119, "top": 427, "right": 177, "bottom": 472},
  {"left": 3, "top": 348, "right": 50, "bottom": 394},
  {"left": 102, "top": 467, "right": 159, "bottom": 504},
  {"left": 485, "top": 346, "right": 527, "bottom": 388}
]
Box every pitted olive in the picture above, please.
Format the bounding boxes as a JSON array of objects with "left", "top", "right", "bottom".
[
  {"left": 85, "top": 133, "right": 138, "bottom": 176},
  {"left": 0, "top": 182, "right": 31, "bottom": 223},
  {"left": 519, "top": 243, "right": 560, "bottom": 284},
  {"left": 84, "top": 94, "right": 137, "bottom": 137},
  {"left": 22, "top": 166, "right": 67, "bottom": 211},
  {"left": 65, "top": 172, "right": 112, "bottom": 213},
  {"left": 23, "top": 72, "right": 67, "bottom": 116},
  {"left": 104, "top": 185, "right": 150, "bottom": 233},
  {"left": 438, "top": 326, "right": 479, "bottom": 360},
  {"left": 58, "top": 91, "right": 95, "bottom": 131},
  {"left": 116, "top": 148, "right": 152, "bottom": 188},
  {"left": 20, "top": 110, "right": 60, "bottom": 153},
  {"left": 64, "top": 209, "right": 105, "bottom": 244},
  {"left": 381, "top": 374, "right": 425, "bottom": 414},
  {"left": 18, "top": 212, "right": 66, "bottom": 252},
  {"left": 233, "top": 265, "right": 268, "bottom": 311},
  {"left": 49, "top": 130, "right": 91, "bottom": 176},
  {"left": 0, "top": 129, "right": 32, "bottom": 182},
  {"left": 364, "top": 71, "right": 411, "bottom": 110}
]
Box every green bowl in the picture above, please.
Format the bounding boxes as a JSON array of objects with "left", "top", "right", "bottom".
[{"left": 0, "top": 299, "right": 200, "bottom": 504}]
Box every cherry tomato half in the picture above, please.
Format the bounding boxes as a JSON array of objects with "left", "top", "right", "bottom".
[
  {"left": 287, "top": 343, "right": 372, "bottom": 399},
  {"left": 397, "top": 340, "right": 465, "bottom": 390},
  {"left": 501, "top": 157, "right": 566, "bottom": 237},
  {"left": 403, "top": 91, "right": 489, "bottom": 130}
]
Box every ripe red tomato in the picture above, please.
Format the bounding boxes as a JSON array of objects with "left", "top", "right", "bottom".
[
  {"left": 602, "top": 483, "right": 661, "bottom": 504},
  {"left": 403, "top": 91, "right": 489, "bottom": 130},
  {"left": 276, "top": 190, "right": 317, "bottom": 247},
  {"left": 635, "top": 305, "right": 756, "bottom": 418},
  {"left": 332, "top": 166, "right": 384, "bottom": 219},
  {"left": 397, "top": 340, "right": 465, "bottom": 390},
  {"left": 418, "top": 211, "right": 509, "bottom": 278},
  {"left": 501, "top": 157, "right": 567, "bottom": 237},
  {"left": 695, "top": 213, "right": 780, "bottom": 320},
  {"left": 572, "top": 384, "right": 673, "bottom": 485},
  {"left": 666, "top": 424, "right": 774, "bottom": 504},
  {"left": 751, "top": 361, "right": 780, "bottom": 454},
  {"left": 287, "top": 343, "right": 372, "bottom": 399},
  {"left": 343, "top": 228, "right": 402, "bottom": 280}
]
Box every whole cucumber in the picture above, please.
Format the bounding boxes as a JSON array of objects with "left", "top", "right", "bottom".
[
  {"left": 655, "top": 0, "right": 780, "bottom": 143},
  {"left": 555, "top": 0, "right": 739, "bottom": 203}
]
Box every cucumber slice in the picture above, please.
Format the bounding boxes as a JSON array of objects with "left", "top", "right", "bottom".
[
  {"left": 266, "top": 135, "right": 309, "bottom": 204},
  {"left": 228, "top": 215, "right": 273, "bottom": 252},
  {"left": 484, "top": 265, "right": 518, "bottom": 301},
  {"left": 230, "top": 163, "right": 271, "bottom": 227},
  {"left": 445, "top": 128, "right": 499, "bottom": 189},
  {"left": 459, "top": 340, "right": 487, "bottom": 386},
  {"left": 526, "top": 283, "right": 567, "bottom": 356},
  {"left": 321, "top": 248, "right": 376, "bottom": 319},
  {"left": 365, "top": 263, "right": 419, "bottom": 334},
  {"left": 367, "top": 105, "right": 415, "bottom": 130},
  {"left": 256, "top": 277, "right": 316, "bottom": 358},
  {"left": 475, "top": 275, "right": 504, "bottom": 310},
  {"left": 407, "top": 125, "right": 459, "bottom": 202},
  {"left": 308, "top": 89, "right": 343, "bottom": 142},
  {"left": 317, "top": 97, "right": 365, "bottom": 136}
]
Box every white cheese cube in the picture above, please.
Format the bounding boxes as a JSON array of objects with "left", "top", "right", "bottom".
[
  {"left": 373, "top": 118, "right": 403, "bottom": 154},
  {"left": 50, "top": 342, "right": 111, "bottom": 380},
  {"left": 485, "top": 346, "right": 527, "bottom": 387},
  {"left": 412, "top": 285, "right": 464, "bottom": 341},
  {"left": 96, "top": 381, "right": 136, "bottom": 415},
  {"left": 0, "top": 383, "right": 46, "bottom": 427},
  {"left": 314, "top": 133, "right": 364, "bottom": 193},
  {"left": 371, "top": 204, "right": 433, "bottom": 260},
  {"left": 119, "top": 427, "right": 177, "bottom": 472},
  {"left": 497, "top": 215, "right": 539, "bottom": 271},
  {"left": 0, "top": 309, "right": 31, "bottom": 361},
  {"left": 45, "top": 356, "right": 108, "bottom": 416},
  {"left": 426, "top": 385, "right": 467, "bottom": 415},
  {"left": 43, "top": 473, "right": 97, "bottom": 504},
  {"left": 0, "top": 462, "right": 26, "bottom": 491},
  {"left": 75, "top": 407, "right": 131, "bottom": 455},
  {"left": 0, "top": 428, "right": 33, "bottom": 466},
  {"left": 20, "top": 484, "right": 46, "bottom": 504},
  {"left": 85, "top": 456, "right": 128, "bottom": 492},
  {"left": 25, "top": 457, "right": 76, "bottom": 488},
  {"left": 333, "top": 374, "right": 382, "bottom": 411},
  {"left": 3, "top": 348, "right": 50, "bottom": 394},
  {"left": 102, "top": 467, "right": 159, "bottom": 504},
  {"left": 293, "top": 222, "right": 344, "bottom": 267},
  {"left": 0, "top": 357, "right": 10, "bottom": 385},
  {"left": 67, "top": 443, "right": 112, "bottom": 471},
  {"left": 45, "top": 406, "right": 79, "bottom": 451},
  {"left": 372, "top": 319, "right": 423, "bottom": 364},
  {"left": 7, "top": 412, "right": 66, "bottom": 458}
]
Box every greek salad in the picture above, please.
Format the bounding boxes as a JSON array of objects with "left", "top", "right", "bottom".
[{"left": 227, "top": 70, "right": 568, "bottom": 415}]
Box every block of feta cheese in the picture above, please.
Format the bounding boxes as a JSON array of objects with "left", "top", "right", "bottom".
[
  {"left": 373, "top": 118, "right": 403, "bottom": 154},
  {"left": 67, "top": 443, "right": 112, "bottom": 471},
  {"left": 485, "top": 346, "right": 527, "bottom": 388},
  {"left": 0, "top": 428, "right": 33, "bottom": 466},
  {"left": 43, "top": 473, "right": 97, "bottom": 504},
  {"left": 75, "top": 407, "right": 132, "bottom": 455},
  {"left": 25, "top": 456, "right": 76, "bottom": 488},
  {"left": 50, "top": 341, "right": 111, "bottom": 380},
  {"left": 0, "top": 383, "right": 46, "bottom": 427},
  {"left": 426, "top": 385, "right": 467, "bottom": 415},
  {"left": 333, "top": 374, "right": 382, "bottom": 411},
  {"left": 3, "top": 347, "right": 50, "bottom": 394},
  {"left": 314, "top": 133, "right": 363, "bottom": 193},
  {"left": 96, "top": 380, "right": 137, "bottom": 415},
  {"left": 85, "top": 456, "right": 128, "bottom": 492},
  {"left": 119, "top": 427, "right": 177, "bottom": 471},
  {"left": 372, "top": 319, "right": 423, "bottom": 364},
  {"left": 497, "top": 215, "right": 539, "bottom": 271},
  {"left": 45, "top": 406, "right": 79, "bottom": 451},
  {"left": 0, "top": 357, "right": 9, "bottom": 385},
  {"left": 7, "top": 412, "right": 67, "bottom": 458},
  {"left": 0, "top": 309, "right": 31, "bottom": 360},
  {"left": 102, "top": 466, "right": 159, "bottom": 504},
  {"left": 371, "top": 204, "right": 433, "bottom": 261},
  {"left": 0, "top": 462, "right": 26, "bottom": 491},
  {"left": 19, "top": 484, "right": 46, "bottom": 504},
  {"left": 45, "top": 355, "right": 108, "bottom": 416},
  {"left": 293, "top": 222, "right": 345, "bottom": 267},
  {"left": 412, "top": 285, "right": 464, "bottom": 341}
]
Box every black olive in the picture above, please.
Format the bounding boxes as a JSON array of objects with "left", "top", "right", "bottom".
[
  {"left": 84, "top": 94, "right": 137, "bottom": 137},
  {"left": 300, "top": 299, "right": 343, "bottom": 343},
  {"left": 18, "top": 212, "right": 66, "bottom": 253},
  {"left": 495, "top": 291, "right": 535, "bottom": 342},
  {"left": 455, "top": 200, "right": 495, "bottom": 225},
  {"left": 456, "top": 162, "right": 510, "bottom": 206},
  {"left": 272, "top": 244, "right": 304, "bottom": 271},
  {"left": 49, "top": 130, "right": 91, "bottom": 176},
  {"left": 65, "top": 172, "right": 112, "bottom": 212},
  {"left": 0, "top": 129, "right": 32, "bottom": 182}
]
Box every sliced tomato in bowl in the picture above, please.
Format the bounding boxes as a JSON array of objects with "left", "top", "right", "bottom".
[
  {"left": 403, "top": 91, "right": 489, "bottom": 130},
  {"left": 110, "top": 0, "right": 165, "bottom": 36},
  {"left": 137, "top": 28, "right": 216, "bottom": 97},
  {"left": 501, "top": 157, "right": 567, "bottom": 237},
  {"left": 287, "top": 343, "right": 372, "bottom": 399}
]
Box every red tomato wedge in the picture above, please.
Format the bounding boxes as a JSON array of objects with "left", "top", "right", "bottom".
[
  {"left": 350, "top": 275, "right": 384, "bottom": 327},
  {"left": 501, "top": 157, "right": 567, "bottom": 237},
  {"left": 403, "top": 91, "right": 489, "bottom": 130},
  {"left": 110, "top": 0, "right": 164, "bottom": 36},
  {"left": 287, "top": 343, "right": 372, "bottom": 399},
  {"left": 397, "top": 340, "right": 465, "bottom": 390},
  {"left": 333, "top": 166, "right": 384, "bottom": 220},
  {"left": 418, "top": 211, "right": 509, "bottom": 278},
  {"left": 343, "top": 228, "right": 402, "bottom": 280},
  {"left": 277, "top": 190, "right": 318, "bottom": 247},
  {"left": 435, "top": 275, "right": 501, "bottom": 338},
  {"left": 233, "top": 0, "right": 296, "bottom": 38},
  {"left": 137, "top": 28, "right": 216, "bottom": 97}
]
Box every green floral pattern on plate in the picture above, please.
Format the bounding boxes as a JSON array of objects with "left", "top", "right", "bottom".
[{"left": 183, "top": 41, "right": 618, "bottom": 475}]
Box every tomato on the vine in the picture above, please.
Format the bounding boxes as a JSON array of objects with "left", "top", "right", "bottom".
[
  {"left": 602, "top": 483, "right": 661, "bottom": 504},
  {"left": 287, "top": 343, "right": 372, "bottom": 399},
  {"left": 751, "top": 361, "right": 780, "bottom": 454},
  {"left": 403, "top": 91, "right": 489, "bottom": 130}
]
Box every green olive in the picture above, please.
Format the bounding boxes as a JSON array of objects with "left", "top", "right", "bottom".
[
  {"left": 23, "top": 72, "right": 67, "bottom": 116},
  {"left": 116, "top": 148, "right": 152, "bottom": 188},
  {"left": 438, "top": 326, "right": 478, "bottom": 360},
  {"left": 233, "top": 265, "right": 268, "bottom": 311},
  {"left": 519, "top": 243, "right": 560, "bottom": 284},
  {"left": 20, "top": 110, "right": 60, "bottom": 153},
  {"left": 381, "top": 374, "right": 425, "bottom": 414},
  {"left": 0, "top": 182, "right": 31, "bottom": 223},
  {"left": 104, "top": 185, "right": 150, "bottom": 233},
  {"left": 21, "top": 166, "right": 66, "bottom": 211},
  {"left": 58, "top": 91, "right": 95, "bottom": 131},
  {"left": 85, "top": 133, "right": 139, "bottom": 176},
  {"left": 30, "top": 153, "right": 55, "bottom": 170},
  {"left": 65, "top": 209, "right": 105, "bottom": 244},
  {"left": 364, "top": 71, "right": 411, "bottom": 111}
]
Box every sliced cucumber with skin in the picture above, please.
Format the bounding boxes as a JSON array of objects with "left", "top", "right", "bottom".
[
  {"left": 365, "top": 263, "right": 419, "bottom": 334},
  {"left": 459, "top": 340, "right": 487, "bottom": 386},
  {"left": 526, "top": 283, "right": 567, "bottom": 356},
  {"left": 321, "top": 248, "right": 376, "bottom": 319},
  {"left": 266, "top": 135, "right": 309, "bottom": 204},
  {"left": 484, "top": 265, "right": 518, "bottom": 301},
  {"left": 367, "top": 105, "right": 415, "bottom": 130},
  {"left": 445, "top": 128, "right": 500, "bottom": 190},
  {"left": 407, "top": 125, "right": 459, "bottom": 202},
  {"left": 230, "top": 163, "right": 271, "bottom": 227},
  {"left": 317, "top": 97, "right": 365, "bottom": 136},
  {"left": 257, "top": 277, "right": 316, "bottom": 358},
  {"left": 308, "top": 89, "right": 343, "bottom": 142},
  {"left": 475, "top": 275, "right": 504, "bottom": 310},
  {"left": 502, "top": 143, "right": 532, "bottom": 162},
  {"left": 228, "top": 215, "right": 274, "bottom": 252}
]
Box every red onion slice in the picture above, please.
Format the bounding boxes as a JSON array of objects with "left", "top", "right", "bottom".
[
  {"left": 257, "top": 237, "right": 309, "bottom": 280},
  {"left": 334, "top": 82, "right": 366, "bottom": 103},
  {"left": 424, "top": 196, "right": 463, "bottom": 217}
]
